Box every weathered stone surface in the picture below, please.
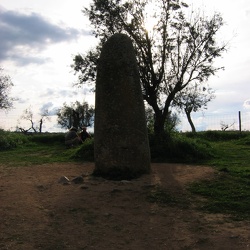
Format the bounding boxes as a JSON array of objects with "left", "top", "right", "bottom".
[
  {"left": 58, "top": 176, "right": 70, "bottom": 185},
  {"left": 94, "top": 33, "right": 151, "bottom": 180},
  {"left": 71, "top": 176, "right": 84, "bottom": 184}
]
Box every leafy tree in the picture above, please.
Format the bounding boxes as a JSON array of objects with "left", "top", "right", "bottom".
[
  {"left": 145, "top": 106, "right": 180, "bottom": 134},
  {"left": 145, "top": 107, "right": 155, "bottom": 133},
  {"left": 72, "top": 0, "right": 227, "bottom": 135},
  {"left": 0, "top": 67, "right": 14, "bottom": 110},
  {"left": 57, "top": 101, "right": 94, "bottom": 130},
  {"left": 173, "top": 84, "right": 215, "bottom": 132}
]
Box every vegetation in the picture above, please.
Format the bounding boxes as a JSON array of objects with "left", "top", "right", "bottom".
[
  {"left": 0, "top": 67, "right": 14, "bottom": 110},
  {"left": 0, "top": 130, "right": 94, "bottom": 166},
  {"left": 173, "top": 85, "right": 215, "bottom": 132},
  {"left": 188, "top": 131, "right": 250, "bottom": 220},
  {"left": 57, "top": 101, "right": 95, "bottom": 130},
  {"left": 73, "top": 0, "right": 227, "bottom": 134},
  {"left": 17, "top": 106, "right": 51, "bottom": 133},
  {"left": 0, "top": 130, "right": 249, "bottom": 219},
  {"left": 149, "top": 132, "right": 213, "bottom": 162},
  {"left": 0, "top": 129, "right": 29, "bottom": 151}
]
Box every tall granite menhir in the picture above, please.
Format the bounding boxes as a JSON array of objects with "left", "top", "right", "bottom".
[{"left": 94, "top": 33, "right": 151, "bottom": 180}]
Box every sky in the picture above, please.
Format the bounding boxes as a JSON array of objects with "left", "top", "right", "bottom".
[{"left": 0, "top": 0, "right": 250, "bottom": 132}]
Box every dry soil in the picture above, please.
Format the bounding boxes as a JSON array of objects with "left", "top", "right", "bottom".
[{"left": 0, "top": 163, "right": 249, "bottom": 250}]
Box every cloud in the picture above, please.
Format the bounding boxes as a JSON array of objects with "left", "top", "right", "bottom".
[
  {"left": 39, "top": 88, "right": 56, "bottom": 98},
  {"left": 0, "top": 7, "right": 89, "bottom": 65},
  {"left": 40, "top": 102, "right": 59, "bottom": 116},
  {"left": 243, "top": 99, "right": 250, "bottom": 109}
]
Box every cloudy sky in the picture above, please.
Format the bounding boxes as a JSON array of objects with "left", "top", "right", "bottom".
[{"left": 0, "top": 0, "right": 250, "bottom": 132}]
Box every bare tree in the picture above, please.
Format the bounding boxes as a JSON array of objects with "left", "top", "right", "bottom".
[
  {"left": 18, "top": 107, "right": 51, "bottom": 133},
  {"left": 220, "top": 121, "right": 235, "bottom": 131}
]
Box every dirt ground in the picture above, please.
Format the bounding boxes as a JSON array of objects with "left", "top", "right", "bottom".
[{"left": 0, "top": 162, "right": 249, "bottom": 250}]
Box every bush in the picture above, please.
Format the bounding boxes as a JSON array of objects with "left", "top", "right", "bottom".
[
  {"left": 0, "top": 131, "right": 66, "bottom": 151},
  {"left": 70, "top": 138, "right": 94, "bottom": 161},
  {"left": 237, "top": 134, "right": 250, "bottom": 146},
  {"left": 173, "top": 135, "right": 213, "bottom": 162},
  {"left": 29, "top": 133, "right": 65, "bottom": 144},
  {"left": 0, "top": 130, "right": 29, "bottom": 150},
  {"left": 149, "top": 132, "right": 213, "bottom": 162},
  {"left": 185, "top": 130, "right": 248, "bottom": 141}
]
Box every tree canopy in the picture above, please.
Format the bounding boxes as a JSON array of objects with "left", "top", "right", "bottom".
[
  {"left": 73, "top": 0, "right": 227, "bottom": 134},
  {"left": 0, "top": 67, "right": 14, "bottom": 110},
  {"left": 57, "top": 101, "right": 95, "bottom": 130},
  {"left": 173, "top": 84, "right": 215, "bottom": 132}
]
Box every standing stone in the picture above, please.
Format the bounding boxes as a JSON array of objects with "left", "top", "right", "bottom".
[{"left": 94, "top": 33, "right": 151, "bottom": 180}]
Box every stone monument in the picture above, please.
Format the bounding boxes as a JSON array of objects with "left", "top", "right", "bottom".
[{"left": 94, "top": 33, "right": 151, "bottom": 180}]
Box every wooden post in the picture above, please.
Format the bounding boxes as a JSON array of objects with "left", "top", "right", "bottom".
[{"left": 238, "top": 111, "right": 242, "bottom": 132}]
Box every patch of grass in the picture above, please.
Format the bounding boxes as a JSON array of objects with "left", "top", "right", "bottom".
[
  {"left": 0, "top": 142, "right": 75, "bottom": 166},
  {"left": 0, "top": 134, "right": 95, "bottom": 167},
  {"left": 0, "top": 132, "right": 94, "bottom": 166},
  {"left": 188, "top": 133, "right": 250, "bottom": 220},
  {"left": 0, "top": 144, "right": 95, "bottom": 168},
  {"left": 206, "top": 140, "right": 250, "bottom": 176},
  {"left": 189, "top": 173, "right": 250, "bottom": 219}
]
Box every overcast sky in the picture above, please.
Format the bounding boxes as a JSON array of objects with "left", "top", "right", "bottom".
[{"left": 0, "top": 0, "right": 250, "bottom": 132}]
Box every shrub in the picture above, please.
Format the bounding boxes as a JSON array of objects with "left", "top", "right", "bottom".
[
  {"left": 237, "top": 134, "right": 250, "bottom": 146},
  {"left": 185, "top": 130, "right": 248, "bottom": 141},
  {"left": 149, "top": 132, "right": 213, "bottom": 162},
  {"left": 29, "top": 133, "right": 65, "bottom": 144},
  {"left": 70, "top": 138, "right": 94, "bottom": 161},
  {"left": 0, "top": 130, "right": 29, "bottom": 150}
]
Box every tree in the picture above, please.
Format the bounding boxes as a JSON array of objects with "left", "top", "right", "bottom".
[
  {"left": 173, "top": 84, "right": 215, "bottom": 132},
  {"left": 38, "top": 109, "right": 51, "bottom": 133},
  {"left": 57, "top": 101, "right": 95, "bottom": 130},
  {"left": 18, "top": 107, "right": 51, "bottom": 133},
  {"left": 72, "top": 0, "right": 227, "bottom": 135},
  {"left": 145, "top": 106, "right": 180, "bottom": 134},
  {"left": 220, "top": 121, "right": 235, "bottom": 131},
  {"left": 0, "top": 67, "right": 14, "bottom": 110}
]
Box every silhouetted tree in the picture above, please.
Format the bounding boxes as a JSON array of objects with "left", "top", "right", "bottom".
[
  {"left": 72, "top": 0, "right": 227, "bottom": 135},
  {"left": 173, "top": 84, "right": 215, "bottom": 132},
  {"left": 0, "top": 67, "right": 14, "bottom": 110},
  {"left": 18, "top": 107, "right": 50, "bottom": 133},
  {"left": 57, "top": 101, "right": 94, "bottom": 130}
]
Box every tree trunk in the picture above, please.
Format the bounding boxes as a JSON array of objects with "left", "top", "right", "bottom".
[
  {"left": 185, "top": 109, "right": 196, "bottom": 133},
  {"left": 153, "top": 89, "right": 177, "bottom": 136},
  {"left": 72, "top": 110, "right": 80, "bottom": 129},
  {"left": 153, "top": 111, "right": 166, "bottom": 135},
  {"left": 39, "top": 119, "right": 43, "bottom": 133}
]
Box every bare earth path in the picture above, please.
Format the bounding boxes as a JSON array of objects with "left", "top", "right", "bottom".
[{"left": 0, "top": 163, "right": 249, "bottom": 250}]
